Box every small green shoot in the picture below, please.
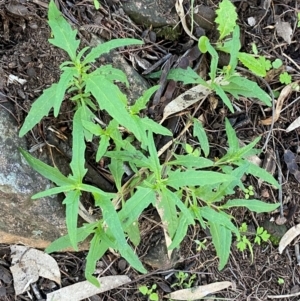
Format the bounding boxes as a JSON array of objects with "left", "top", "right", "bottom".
[
  {"left": 139, "top": 284, "right": 159, "bottom": 301},
  {"left": 243, "top": 185, "right": 254, "bottom": 199},
  {"left": 195, "top": 238, "right": 207, "bottom": 251},
  {"left": 93, "top": 0, "right": 100, "bottom": 9},
  {"left": 297, "top": 12, "right": 300, "bottom": 28},
  {"left": 277, "top": 278, "right": 285, "bottom": 285},
  {"left": 279, "top": 72, "right": 292, "bottom": 85},
  {"left": 237, "top": 223, "right": 270, "bottom": 262},
  {"left": 171, "top": 271, "right": 196, "bottom": 289},
  {"left": 254, "top": 226, "right": 270, "bottom": 245},
  {"left": 272, "top": 59, "right": 283, "bottom": 69}
]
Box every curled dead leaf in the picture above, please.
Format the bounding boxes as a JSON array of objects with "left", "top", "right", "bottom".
[
  {"left": 260, "top": 83, "right": 294, "bottom": 125},
  {"left": 175, "top": 0, "right": 198, "bottom": 41},
  {"left": 279, "top": 224, "right": 300, "bottom": 254}
]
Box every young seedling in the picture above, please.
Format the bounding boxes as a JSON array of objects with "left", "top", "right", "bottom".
[
  {"left": 243, "top": 185, "right": 254, "bottom": 199},
  {"left": 236, "top": 223, "right": 270, "bottom": 262},
  {"left": 139, "top": 284, "right": 159, "bottom": 301},
  {"left": 171, "top": 271, "right": 196, "bottom": 289}
]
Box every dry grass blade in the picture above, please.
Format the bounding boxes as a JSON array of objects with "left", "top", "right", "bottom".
[{"left": 175, "top": 0, "right": 198, "bottom": 41}]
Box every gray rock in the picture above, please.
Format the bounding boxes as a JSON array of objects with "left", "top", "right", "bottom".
[
  {"left": 122, "top": 0, "right": 178, "bottom": 28},
  {"left": 0, "top": 107, "right": 67, "bottom": 248}
]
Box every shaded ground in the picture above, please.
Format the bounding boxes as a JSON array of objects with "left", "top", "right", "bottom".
[{"left": 1, "top": 0, "right": 300, "bottom": 300}]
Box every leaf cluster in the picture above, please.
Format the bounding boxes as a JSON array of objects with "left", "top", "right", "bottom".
[{"left": 19, "top": 0, "right": 280, "bottom": 286}]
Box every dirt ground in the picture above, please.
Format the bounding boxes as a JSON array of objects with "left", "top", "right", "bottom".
[{"left": 1, "top": 0, "right": 300, "bottom": 300}]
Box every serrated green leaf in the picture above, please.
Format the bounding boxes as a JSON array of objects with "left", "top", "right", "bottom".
[
  {"left": 158, "top": 187, "right": 179, "bottom": 238},
  {"left": 119, "top": 187, "right": 155, "bottom": 231},
  {"left": 81, "top": 119, "right": 103, "bottom": 136},
  {"left": 164, "top": 188, "right": 194, "bottom": 225},
  {"left": 85, "top": 74, "right": 142, "bottom": 141},
  {"left": 108, "top": 158, "right": 124, "bottom": 191},
  {"left": 48, "top": 0, "right": 79, "bottom": 60},
  {"left": 139, "top": 117, "right": 172, "bottom": 137},
  {"left": 96, "top": 135, "right": 110, "bottom": 162},
  {"left": 201, "top": 206, "right": 239, "bottom": 238},
  {"left": 106, "top": 150, "right": 151, "bottom": 170},
  {"left": 80, "top": 183, "right": 114, "bottom": 198},
  {"left": 146, "top": 131, "right": 162, "bottom": 179},
  {"left": 130, "top": 85, "right": 160, "bottom": 114},
  {"left": 85, "top": 229, "right": 109, "bottom": 287},
  {"left": 45, "top": 222, "right": 97, "bottom": 253},
  {"left": 215, "top": 0, "right": 238, "bottom": 40},
  {"left": 166, "top": 169, "right": 235, "bottom": 189},
  {"left": 53, "top": 67, "right": 77, "bottom": 117},
  {"left": 94, "top": 192, "right": 147, "bottom": 273},
  {"left": 237, "top": 52, "right": 267, "bottom": 77},
  {"left": 92, "top": 65, "right": 129, "bottom": 87},
  {"left": 70, "top": 108, "right": 88, "bottom": 182},
  {"left": 206, "top": 163, "right": 247, "bottom": 203},
  {"left": 193, "top": 118, "right": 210, "bottom": 157},
  {"left": 130, "top": 115, "right": 171, "bottom": 149},
  {"left": 167, "top": 154, "right": 213, "bottom": 169},
  {"left": 125, "top": 220, "right": 141, "bottom": 246},
  {"left": 205, "top": 39, "right": 219, "bottom": 82},
  {"left": 19, "top": 84, "right": 58, "bottom": 137},
  {"left": 168, "top": 213, "right": 190, "bottom": 249},
  {"left": 239, "top": 162, "right": 280, "bottom": 188},
  {"left": 209, "top": 221, "right": 232, "bottom": 270},
  {"left": 32, "top": 185, "right": 75, "bottom": 199},
  {"left": 213, "top": 83, "right": 234, "bottom": 113},
  {"left": 83, "top": 39, "right": 143, "bottom": 65},
  {"left": 279, "top": 72, "right": 292, "bottom": 85},
  {"left": 63, "top": 189, "right": 81, "bottom": 250},
  {"left": 225, "top": 118, "right": 239, "bottom": 150},
  {"left": 19, "top": 148, "right": 74, "bottom": 186},
  {"left": 79, "top": 104, "right": 96, "bottom": 141},
  {"left": 222, "top": 76, "right": 271, "bottom": 106},
  {"left": 166, "top": 67, "right": 208, "bottom": 86},
  {"left": 228, "top": 26, "right": 240, "bottom": 74},
  {"left": 222, "top": 199, "right": 280, "bottom": 213}
]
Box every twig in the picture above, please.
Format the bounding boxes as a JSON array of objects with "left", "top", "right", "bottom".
[{"left": 275, "top": 149, "right": 283, "bottom": 217}]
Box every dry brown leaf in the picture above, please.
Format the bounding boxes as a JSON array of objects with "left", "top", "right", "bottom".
[
  {"left": 10, "top": 245, "right": 61, "bottom": 295},
  {"left": 175, "top": 0, "right": 198, "bottom": 41},
  {"left": 278, "top": 224, "right": 300, "bottom": 254},
  {"left": 275, "top": 16, "right": 293, "bottom": 44},
  {"left": 161, "top": 84, "right": 211, "bottom": 123},
  {"left": 46, "top": 275, "right": 131, "bottom": 301},
  {"left": 260, "top": 83, "right": 294, "bottom": 125},
  {"left": 166, "top": 281, "right": 232, "bottom": 300}
]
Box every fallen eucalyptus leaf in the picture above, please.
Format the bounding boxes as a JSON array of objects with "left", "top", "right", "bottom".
[
  {"left": 46, "top": 275, "right": 131, "bottom": 301},
  {"left": 10, "top": 245, "right": 61, "bottom": 295},
  {"left": 166, "top": 281, "right": 232, "bottom": 300}
]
